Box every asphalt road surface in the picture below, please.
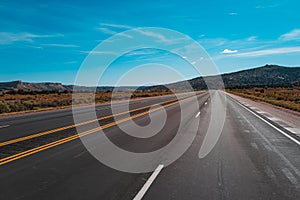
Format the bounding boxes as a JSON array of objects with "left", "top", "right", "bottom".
[{"left": 0, "top": 91, "right": 299, "bottom": 200}]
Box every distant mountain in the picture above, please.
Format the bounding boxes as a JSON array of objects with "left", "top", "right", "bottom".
[
  {"left": 0, "top": 65, "right": 299, "bottom": 92},
  {"left": 0, "top": 80, "right": 71, "bottom": 92},
  {"left": 148, "top": 65, "right": 300, "bottom": 91},
  {"left": 0, "top": 81, "right": 141, "bottom": 92},
  {"left": 220, "top": 65, "right": 300, "bottom": 88}
]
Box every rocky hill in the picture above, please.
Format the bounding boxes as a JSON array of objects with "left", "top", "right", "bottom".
[
  {"left": 0, "top": 81, "right": 137, "bottom": 92},
  {"left": 148, "top": 65, "right": 300, "bottom": 91},
  {"left": 0, "top": 81, "right": 71, "bottom": 92},
  {"left": 1, "top": 65, "right": 299, "bottom": 92},
  {"left": 220, "top": 64, "right": 300, "bottom": 88}
]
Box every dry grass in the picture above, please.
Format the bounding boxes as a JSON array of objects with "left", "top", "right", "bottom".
[
  {"left": 227, "top": 87, "right": 300, "bottom": 112},
  {"left": 0, "top": 90, "right": 174, "bottom": 115}
]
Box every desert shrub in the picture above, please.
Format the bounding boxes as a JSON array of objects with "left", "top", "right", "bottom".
[
  {"left": 0, "top": 103, "right": 10, "bottom": 113},
  {"left": 228, "top": 87, "right": 300, "bottom": 112},
  {"left": 8, "top": 103, "right": 19, "bottom": 112}
]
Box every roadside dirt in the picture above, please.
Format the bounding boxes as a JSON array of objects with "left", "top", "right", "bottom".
[{"left": 227, "top": 92, "right": 300, "bottom": 130}]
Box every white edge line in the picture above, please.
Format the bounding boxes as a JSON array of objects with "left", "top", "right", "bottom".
[
  {"left": 281, "top": 168, "right": 297, "bottom": 184},
  {"left": 232, "top": 97, "right": 300, "bottom": 146},
  {"left": 195, "top": 111, "right": 201, "bottom": 118},
  {"left": 285, "top": 127, "right": 299, "bottom": 134},
  {"left": 0, "top": 125, "right": 10, "bottom": 129},
  {"left": 133, "top": 164, "right": 164, "bottom": 200}
]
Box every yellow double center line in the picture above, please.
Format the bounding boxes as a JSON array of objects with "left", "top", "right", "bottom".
[
  {"left": 0, "top": 96, "right": 190, "bottom": 165},
  {"left": 0, "top": 97, "right": 183, "bottom": 147}
]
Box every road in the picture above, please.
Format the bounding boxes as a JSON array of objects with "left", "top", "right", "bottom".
[{"left": 0, "top": 91, "right": 299, "bottom": 200}]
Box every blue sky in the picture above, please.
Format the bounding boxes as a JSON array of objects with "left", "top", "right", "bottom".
[{"left": 0, "top": 0, "right": 300, "bottom": 85}]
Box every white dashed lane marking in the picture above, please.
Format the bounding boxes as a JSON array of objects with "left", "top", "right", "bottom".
[
  {"left": 0, "top": 125, "right": 10, "bottom": 129},
  {"left": 133, "top": 164, "right": 164, "bottom": 200}
]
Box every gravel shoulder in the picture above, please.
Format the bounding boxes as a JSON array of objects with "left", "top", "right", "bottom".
[{"left": 227, "top": 92, "right": 300, "bottom": 130}]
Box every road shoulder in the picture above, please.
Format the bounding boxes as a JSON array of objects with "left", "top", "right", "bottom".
[{"left": 226, "top": 92, "right": 300, "bottom": 138}]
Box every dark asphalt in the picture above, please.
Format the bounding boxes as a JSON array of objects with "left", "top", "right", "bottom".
[
  {"left": 0, "top": 93, "right": 194, "bottom": 143},
  {"left": 0, "top": 91, "right": 299, "bottom": 200}
]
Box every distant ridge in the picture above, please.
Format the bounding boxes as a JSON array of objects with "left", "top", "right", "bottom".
[
  {"left": 220, "top": 64, "right": 300, "bottom": 88},
  {"left": 148, "top": 65, "right": 300, "bottom": 90},
  {"left": 0, "top": 81, "right": 139, "bottom": 92},
  {"left": 0, "top": 65, "right": 299, "bottom": 92},
  {"left": 0, "top": 80, "right": 71, "bottom": 92}
]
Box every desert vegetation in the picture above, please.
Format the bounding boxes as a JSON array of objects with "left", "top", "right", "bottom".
[
  {"left": 227, "top": 87, "right": 300, "bottom": 112},
  {"left": 0, "top": 90, "right": 173, "bottom": 114}
]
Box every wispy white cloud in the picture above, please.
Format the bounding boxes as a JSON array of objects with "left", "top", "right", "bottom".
[
  {"left": 99, "top": 23, "right": 133, "bottom": 29},
  {"left": 199, "top": 36, "right": 266, "bottom": 49},
  {"left": 97, "top": 27, "right": 117, "bottom": 35},
  {"left": 199, "top": 36, "right": 278, "bottom": 55},
  {"left": 97, "top": 23, "right": 133, "bottom": 38},
  {"left": 247, "top": 36, "right": 257, "bottom": 41},
  {"left": 42, "top": 43, "right": 79, "bottom": 48},
  {"left": 137, "top": 30, "right": 188, "bottom": 44},
  {"left": 230, "top": 47, "right": 300, "bottom": 57},
  {"left": 0, "top": 32, "right": 63, "bottom": 44},
  {"left": 137, "top": 30, "right": 168, "bottom": 42},
  {"left": 79, "top": 50, "right": 118, "bottom": 55},
  {"left": 124, "top": 49, "right": 160, "bottom": 57},
  {"left": 279, "top": 29, "right": 300, "bottom": 41},
  {"left": 228, "top": 12, "right": 238, "bottom": 16},
  {"left": 26, "top": 45, "right": 43, "bottom": 49},
  {"left": 221, "top": 49, "right": 238, "bottom": 54}
]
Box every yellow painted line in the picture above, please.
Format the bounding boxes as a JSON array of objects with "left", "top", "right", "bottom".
[
  {"left": 0, "top": 100, "right": 180, "bottom": 165},
  {"left": 0, "top": 97, "right": 182, "bottom": 147}
]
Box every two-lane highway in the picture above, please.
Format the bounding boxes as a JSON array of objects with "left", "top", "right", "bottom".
[
  {"left": 0, "top": 92, "right": 202, "bottom": 161},
  {"left": 0, "top": 93, "right": 195, "bottom": 143},
  {"left": 0, "top": 91, "right": 299, "bottom": 200}
]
